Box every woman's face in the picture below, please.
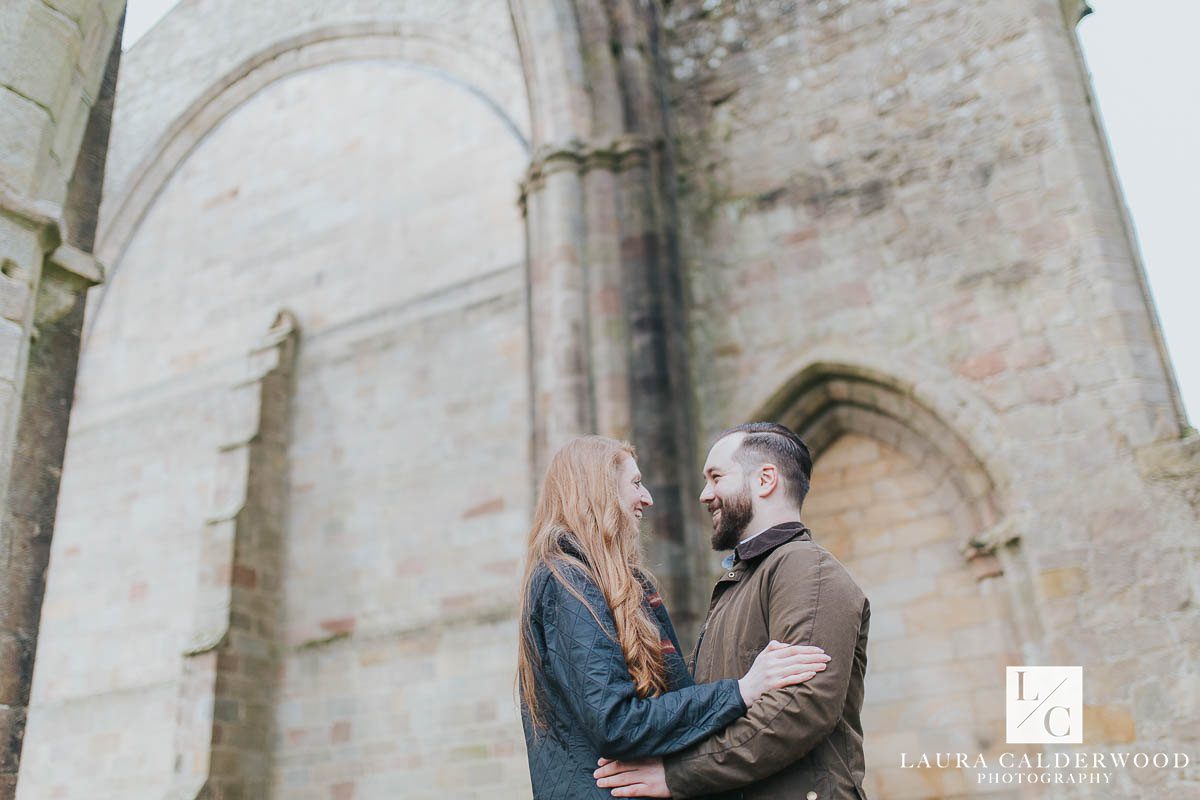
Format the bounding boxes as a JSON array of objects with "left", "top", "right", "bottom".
[{"left": 617, "top": 455, "right": 654, "bottom": 523}]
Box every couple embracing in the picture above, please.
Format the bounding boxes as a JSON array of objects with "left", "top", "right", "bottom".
[{"left": 518, "top": 423, "right": 871, "bottom": 799}]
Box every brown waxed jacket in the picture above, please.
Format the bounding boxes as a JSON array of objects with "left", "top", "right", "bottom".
[{"left": 663, "top": 522, "right": 870, "bottom": 800}]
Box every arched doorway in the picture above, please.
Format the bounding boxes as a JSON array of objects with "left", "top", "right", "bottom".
[{"left": 769, "top": 365, "right": 1031, "bottom": 798}]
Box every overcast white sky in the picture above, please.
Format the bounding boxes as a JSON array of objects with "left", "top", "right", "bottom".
[{"left": 121, "top": 0, "right": 1198, "bottom": 426}]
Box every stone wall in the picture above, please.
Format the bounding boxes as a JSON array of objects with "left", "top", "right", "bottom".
[{"left": 664, "top": 0, "right": 1199, "bottom": 795}]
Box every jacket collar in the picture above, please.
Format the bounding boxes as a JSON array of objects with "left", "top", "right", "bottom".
[
  {"left": 733, "top": 520, "right": 810, "bottom": 563},
  {"left": 555, "top": 533, "right": 654, "bottom": 592},
  {"left": 558, "top": 534, "right": 587, "bottom": 562}
]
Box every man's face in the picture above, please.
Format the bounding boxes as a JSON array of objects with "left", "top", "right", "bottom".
[
  {"left": 699, "top": 434, "right": 755, "bottom": 550},
  {"left": 617, "top": 455, "right": 654, "bottom": 524}
]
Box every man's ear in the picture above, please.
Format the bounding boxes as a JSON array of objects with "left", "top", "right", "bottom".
[{"left": 756, "top": 464, "right": 780, "bottom": 498}]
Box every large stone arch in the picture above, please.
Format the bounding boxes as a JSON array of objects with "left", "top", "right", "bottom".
[
  {"left": 88, "top": 20, "right": 530, "bottom": 336},
  {"left": 24, "top": 4, "right": 537, "bottom": 798},
  {"left": 754, "top": 360, "right": 1042, "bottom": 798}
]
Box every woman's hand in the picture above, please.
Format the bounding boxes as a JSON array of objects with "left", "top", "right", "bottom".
[{"left": 737, "top": 640, "right": 830, "bottom": 705}]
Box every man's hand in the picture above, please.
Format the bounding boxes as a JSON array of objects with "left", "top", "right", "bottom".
[{"left": 594, "top": 757, "right": 670, "bottom": 797}]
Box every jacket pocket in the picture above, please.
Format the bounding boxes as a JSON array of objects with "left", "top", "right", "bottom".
[
  {"left": 738, "top": 642, "right": 767, "bottom": 671},
  {"left": 793, "top": 768, "right": 833, "bottom": 800}
]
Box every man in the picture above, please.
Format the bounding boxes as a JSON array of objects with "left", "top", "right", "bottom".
[{"left": 594, "top": 422, "right": 870, "bottom": 799}]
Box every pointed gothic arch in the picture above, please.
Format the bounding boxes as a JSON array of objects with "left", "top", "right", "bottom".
[
  {"left": 752, "top": 360, "right": 1043, "bottom": 797},
  {"left": 766, "top": 362, "right": 1003, "bottom": 538}
]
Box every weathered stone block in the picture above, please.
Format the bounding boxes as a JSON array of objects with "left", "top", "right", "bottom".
[
  {"left": 0, "top": 3, "right": 80, "bottom": 119},
  {"left": 0, "top": 90, "right": 54, "bottom": 195}
]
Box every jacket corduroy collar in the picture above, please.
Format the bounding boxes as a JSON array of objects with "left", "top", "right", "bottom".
[{"left": 733, "top": 520, "right": 810, "bottom": 563}]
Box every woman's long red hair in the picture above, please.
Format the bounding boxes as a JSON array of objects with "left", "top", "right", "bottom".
[{"left": 517, "top": 436, "right": 669, "bottom": 731}]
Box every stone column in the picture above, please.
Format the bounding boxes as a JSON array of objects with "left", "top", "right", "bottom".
[
  {"left": 521, "top": 149, "right": 596, "bottom": 478},
  {"left": 0, "top": 3, "right": 124, "bottom": 794},
  {"left": 513, "top": 0, "right": 709, "bottom": 637},
  {"left": 521, "top": 137, "right": 666, "bottom": 462},
  {"left": 521, "top": 131, "right": 707, "bottom": 633}
]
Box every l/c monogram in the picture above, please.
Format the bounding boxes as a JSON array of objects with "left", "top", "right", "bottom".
[{"left": 1006, "top": 667, "right": 1083, "bottom": 744}]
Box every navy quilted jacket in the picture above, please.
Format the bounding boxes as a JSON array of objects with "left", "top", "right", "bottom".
[{"left": 521, "top": 558, "right": 747, "bottom": 798}]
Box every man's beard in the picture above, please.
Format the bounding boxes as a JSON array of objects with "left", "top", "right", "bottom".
[{"left": 709, "top": 483, "right": 753, "bottom": 551}]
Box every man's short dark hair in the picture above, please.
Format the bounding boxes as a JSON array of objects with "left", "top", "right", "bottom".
[{"left": 720, "top": 422, "right": 813, "bottom": 510}]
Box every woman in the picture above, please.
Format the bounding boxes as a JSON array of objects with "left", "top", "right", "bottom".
[{"left": 518, "top": 436, "right": 827, "bottom": 797}]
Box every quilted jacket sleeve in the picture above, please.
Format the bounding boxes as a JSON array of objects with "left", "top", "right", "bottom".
[{"left": 537, "top": 566, "right": 747, "bottom": 761}]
